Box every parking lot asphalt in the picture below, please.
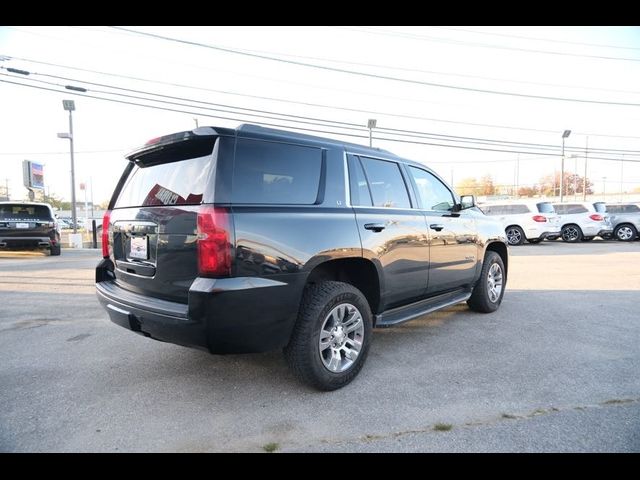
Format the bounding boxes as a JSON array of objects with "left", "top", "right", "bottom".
[{"left": 1, "top": 241, "right": 639, "bottom": 452}]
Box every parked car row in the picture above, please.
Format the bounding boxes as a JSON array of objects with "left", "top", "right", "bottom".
[{"left": 478, "top": 201, "right": 639, "bottom": 245}]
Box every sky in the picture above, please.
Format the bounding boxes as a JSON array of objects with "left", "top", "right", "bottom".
[{"left": 1, "top": 26, "right": 640, "bottom": 208}]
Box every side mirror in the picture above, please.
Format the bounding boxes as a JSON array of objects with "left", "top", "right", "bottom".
[{"left": 459, "top": 195, "right": 476, "bottom": 210}]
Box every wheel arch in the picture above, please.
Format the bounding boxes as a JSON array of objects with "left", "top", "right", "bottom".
[
  {"left": 305, "top": 257, "right": 382, "bottom": 315},
  {"left": 485, "top": 241, "right": 508, "bottom": 278}
]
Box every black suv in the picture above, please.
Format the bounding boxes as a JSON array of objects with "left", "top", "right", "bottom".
[
  {"left": 0, "top": 202, "right": 61, "bottom": 255},
  {"left": 96, "top": 125, "right": 508, "bottom": 390}
]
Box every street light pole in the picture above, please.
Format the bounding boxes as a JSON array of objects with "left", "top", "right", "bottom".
[
  {"left": 58, "top": 100, "right": 77, "bottom": 234},
  {"left": 560, "top": 130, "right": 571, "bottom": 202},
  {"left": 367, "top": 119, "right": 377, "bottom": 148}
]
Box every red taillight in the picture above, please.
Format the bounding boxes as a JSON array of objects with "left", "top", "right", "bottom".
[
  {"left": 197, "top": 206, "right": 231, "bottom": 277},
  {"left": 102, "top": 210, "right": 111, "bottom": 258},
  {"left": 590, "top": 214, "right": 604, "bottom": 221},
  {"left": 532, "top": 215, "right": 547, "bottom": 223},
  {"left": 145, "top": 136, "right": 162, "bottom": 146}
]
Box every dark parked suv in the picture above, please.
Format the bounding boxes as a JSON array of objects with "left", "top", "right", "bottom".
[
  {"left": 0, "top": 202, "right": 61, "bottom": 255},
  {"left": 96, "top": 125, "right": 508, "bottom": 390}
]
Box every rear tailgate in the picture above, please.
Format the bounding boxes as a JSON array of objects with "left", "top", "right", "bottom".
[
  {"left": 0, "top": 204, "right": 54, "bottom": 239},
  {"left": 106, "top": 130, "right": 223, "bottom": 303}
]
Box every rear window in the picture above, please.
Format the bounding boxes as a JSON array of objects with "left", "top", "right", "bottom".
[
  {"left": 115, "top": 154, "right": 211, "bottom": 208},
  {"left": 554, "top": 204, "right": 588, "bottom": 214},
  {"left": 232, "top": 139, "right": 322, "bottom": 205},
  {"left": 0, "top": 204, "right": 52, "bottom": 220},
  {"left": 536, "top": 202, "right": 555, "bottom": 214},
  {"left": 594, "top": 203, "right": 607, "bottom": 213}
]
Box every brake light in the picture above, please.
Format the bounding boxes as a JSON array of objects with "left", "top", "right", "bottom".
[
  {"left": 590, "top": 214, "right": 604, "bottom": 221},
  {"left": 197, "top": 206, "right": 231, "bottom": 277},
  {"left": 532, "top": 215, "right": 547, "bottom": 222},
  {"left": 102, "top": 210, "right": 111, "bottom": 258},
  {"left": 145, "top": 136, "right": 162, "bottom": 146}
]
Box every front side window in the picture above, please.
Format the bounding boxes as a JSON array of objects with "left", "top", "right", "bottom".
[
  {"left": 232, "top": 139, "right": 322, "bottom": 205},
  {"left": 408, "top": 166, "right": 454, "bottom": 212},
  {"left": 555, "top": 204, "right": 588, "bottom": 214},
  {"left": 359, "top": 157, "right": 411, "bottom": 208}
]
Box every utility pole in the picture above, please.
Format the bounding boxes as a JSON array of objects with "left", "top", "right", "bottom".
[
  {"left": 515, "top": 154, "right": 520, "bottom": 198},
  {"left": 560, "top": 130, "right": 571, "bottom": 202},
  {"left": 620, "top": 154, "right": 625, "bottom": 201},
  {"left": 583, "top": 137, "right": 589, "bottom": 201}
]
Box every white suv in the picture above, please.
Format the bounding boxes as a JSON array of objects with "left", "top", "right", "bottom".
[
  {"left": 480, "top": 201, "right": 561, "bottom": 246},
  {"left": 551, "top": 202, "right": 612, "bottom": 242}
]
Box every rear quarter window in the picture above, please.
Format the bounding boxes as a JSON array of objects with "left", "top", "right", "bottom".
[{"left": 232, "top": 139, "right": 322, "bottom": 205}]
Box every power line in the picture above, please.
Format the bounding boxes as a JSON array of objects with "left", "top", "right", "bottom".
[
  {"left": 77, "top": 25, "right": 640, "bottom": 96},
  {"left": 0, "top": 149, "right": 124, "bottom": 155},
  {"left": 10, "top": 56, "right": 640, "bottom": 141},
  {"left": 340, "top": 26, "right": 640, "bottom": 63},
  {"left": 430, "top": 26, "right": 640, "bottom": 52},
  {"left": 6, "top": 68, "right": 639, "bottom": 158},
  {"left": 4, "top": 76, "right": 640, "bottom": 164},
  {"left": 108, "top": 27, "right": 640, "bottom": 107}
]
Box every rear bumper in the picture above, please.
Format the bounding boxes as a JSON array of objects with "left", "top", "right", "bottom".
[
  {"left": 0, "top": 236, "right": 55, "bottom": 249},
  {"left": 598, "top": 229, "right": 613, "bottom": 239},
  {"left": 96, "top": 259, "right": 305, "bottom": 354}
]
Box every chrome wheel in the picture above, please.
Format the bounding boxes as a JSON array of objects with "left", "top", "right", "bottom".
[
  {"left": 506, "top": 227, "right": 522, "bottom": 245},
  {"left": 487, "top": 263, "right": 503, "bottom": 303},
  {"left": 319, "top": 303, "right": 364, "bottom": 373},
  {"left": 616, "top": 226, "right": 634, "bottom": 241}
]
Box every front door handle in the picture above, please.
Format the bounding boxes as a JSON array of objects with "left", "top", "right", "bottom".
[
  {"left": 364, "top": 223, "right": 386, "bottom": 232},
  {"left": 430, "top": 224, "right": 444, "bottom": 231}
]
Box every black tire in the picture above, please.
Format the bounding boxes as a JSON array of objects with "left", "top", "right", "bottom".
[
  {"left": 284, "top": 281, "right": 372, "bottom": 391},
  {"left": 527, "top": 238, "right": 542, "bottom": 244},
  {"left": 467, "top": 251, "right": 506, "bottom": 313},
  {"left": 614, "top": 224, "right": 637, "bottom": 242},
  {"left": 50, "top": 244, "right": 61, "bottom": 256},
  {"left": 561, "top": 224, "right": 583, "bottom": 243},
  {"left": 505, "top": 226, "right": 525, "bottom": 246},
  {"left": 582, "top": 236, "right": 594, "bottom": 242}
]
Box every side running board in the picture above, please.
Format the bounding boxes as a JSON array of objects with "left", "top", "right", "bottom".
[{"left": 374, "top": 288, "right": 472, "bottom": 328}]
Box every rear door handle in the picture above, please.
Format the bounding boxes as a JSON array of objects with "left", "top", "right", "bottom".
[
  {"left": 364, "top": 223, "right": 386, "bottom": 232},
  {"left": 430, "top": 224, "right": 444, "bottom": 231}
]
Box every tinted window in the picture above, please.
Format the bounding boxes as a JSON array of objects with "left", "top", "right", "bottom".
[
  {"left": 554, "top": 204, "right": 588, "bottom": 214},
  {"left": 594, "top": 203, "right": 607, "bottom": 213},
  {"left": 626, "top": 205, "right": 640, "bottom": 213},
  {"left": 537, "top": 202, "right": 555, "bottom": 214},
  {"left": 360, "top": 157, "right": 411, "bottom": 208},
  {"left": 481, "top": 205, "right": 505, "bottom": 215},
  {"left": 116, "top": 154, "right": 211, "bottom": 208},
  {"left": 232, "top": 139, "right": 322, "bottom": 205},
  {"left": 408, "top": 166, "right": 454, "bottom": 212},
  {"left": 510, "top": 204, "right": 530, "bottom": 214},
  {"left": 348, "top": 156, "right": 372, "bottom": 207},
  {"left": 604, "top": 205, "right": 621, "bottom": 214},
  {"left": 0, "top": 204, "right": 52, "bottom": 220}
]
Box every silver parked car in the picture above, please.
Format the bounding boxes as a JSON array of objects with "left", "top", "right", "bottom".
[{"left": 594, "top": 202, "right": 640, "bottom": 241}]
